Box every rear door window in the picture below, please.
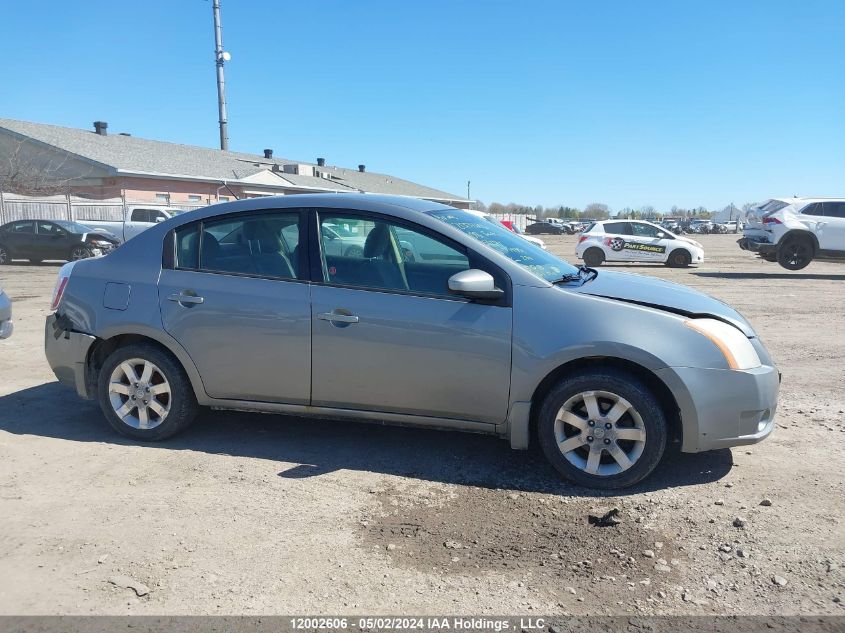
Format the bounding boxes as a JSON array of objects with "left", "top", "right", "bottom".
[
  {"left": 175, "top": 212, "right": 302, "bottom": 279},
  {"left": 801, "top": 203, "right": 824, "bottom": 216},
  {"left": 822, "top": 202, "right": 845, "bottom": 219},
  {"left": 603, "top": 222, "right": 632, "bottom": 235},
  {"left": 10, "top": 221, "right": 35, "bottom": 234}
]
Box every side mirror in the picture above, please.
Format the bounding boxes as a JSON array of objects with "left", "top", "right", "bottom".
[
  {"left": 155, "top": 216, "right": 166, "bottom": 223},
  {"left": 657, "top": 232, "right": 666, "bottom": 239},
  {"left": 448, "top": 269, "right": 503, "bottom": 300}
]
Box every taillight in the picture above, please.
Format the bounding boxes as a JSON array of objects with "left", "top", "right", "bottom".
[
  {"left": 762, "top": 216, "right": 782, "bottom": 225},
  {"left": 578, "top": 235, "right": 589, "bottom": 243},
  {"left": 50, "top": 261, "right": 76, "bottom": 311}
]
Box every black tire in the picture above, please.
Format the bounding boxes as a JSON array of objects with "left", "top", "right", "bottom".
[
  {"left": 69, "top": 246, "right": 91, "bottom": 261},
  {"left": 777, "top": 235, "right": 813, "bottom": 271},
  {"left": 0, "top": 243, "right": 9, "bottom": 264},
  {"left": 582, "top": 247, "right": 605, "bottom": 267},
  {"left": 666, "top": 249, "right": 691, "bottom": 267},
  {"left": 537, "top": 368, "right": 667, "bottom": 489},
  {"left": 761, "top": 253, "right": 778, "bottom": 263},
  {"left": 97, "top": 343, "right": 198, "bottom": 441}
]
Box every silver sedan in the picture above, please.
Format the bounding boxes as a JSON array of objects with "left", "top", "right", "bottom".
[
  {"left": 44, "top": 194, "right": 779, "bottom": 489},
  {"left": 0, "top": 285, "right": 12, "bottom": 339}
]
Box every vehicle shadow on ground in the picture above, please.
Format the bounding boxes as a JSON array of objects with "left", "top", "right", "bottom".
[
  {"left": 694, "top": 271, "right": 845, "bottom": 281},
  {"left": 1, "top": 260, "right": 65, "bottom": 267},
  {"left": 0, "top": 382, "right": 734, "bottom": 497}
]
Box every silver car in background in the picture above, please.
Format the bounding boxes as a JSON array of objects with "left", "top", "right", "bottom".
[
  {"left": 0, "top": 285, "right": 12, "bottom": 339},
  {"left": 44, "top": 194, "right": 779, "bottom": 489}
]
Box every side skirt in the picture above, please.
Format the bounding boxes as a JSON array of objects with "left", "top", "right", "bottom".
[{"left": 206, "top": 398, "right": 498, "bottom": 435}]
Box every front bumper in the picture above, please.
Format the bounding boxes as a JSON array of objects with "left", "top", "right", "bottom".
[
  {"left": 44, "top": 314, "right": 96, "bottom": 398},
  {"left": 0, "top": 318, "right": 12, "bottom": 339},
  {"left": 657, "top": 363, "right": 780, "bottom": 453}
]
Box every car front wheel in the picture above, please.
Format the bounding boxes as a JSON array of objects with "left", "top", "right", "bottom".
[
  {"left": 69, "top": 246, "right": 91, "bottom": 261},
  {"left": 537, "top": 369, "right": 667, "bottom": 489},
  {"left": 97, "top": 343, "right": 198, "bottom": 441},
  {"left": 0, "top": 244, "right": 9, "bottom": 264}
]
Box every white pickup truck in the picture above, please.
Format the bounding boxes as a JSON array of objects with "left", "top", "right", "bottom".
[{"left": 79, "top": 206, "right": 190, "bottom": 243}]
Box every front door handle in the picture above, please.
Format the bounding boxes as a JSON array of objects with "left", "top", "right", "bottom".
[
  {"left": 317, "top": 311, "right": 359, "bottom": 324},
  {"left": 168, "top": 292, "right": 204, "bottom": 305}
]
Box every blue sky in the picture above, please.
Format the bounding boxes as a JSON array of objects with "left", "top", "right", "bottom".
[{"left": 1, "top": 0, "right": 843, "bottom": 210}]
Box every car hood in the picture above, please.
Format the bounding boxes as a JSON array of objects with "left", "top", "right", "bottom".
[
  {"left": 570, "top": 270, "right": 755, "bottom": 337},
  {"left": 88, "top": 231, "right": 120, "bottom": 243}
]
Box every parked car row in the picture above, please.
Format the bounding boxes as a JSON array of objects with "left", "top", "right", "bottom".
[{"left": 739, "top": 197, "right": 845, "bottom": 270}]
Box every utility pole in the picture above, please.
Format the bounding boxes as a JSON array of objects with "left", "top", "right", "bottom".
[
  {"left": 212, "top": 0, "right": 230, "bottom": 150},
  {"left": 467, "top": 180, "right": 471, "bottom": 201}
]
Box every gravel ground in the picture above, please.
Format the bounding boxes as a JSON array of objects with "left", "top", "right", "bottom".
[{"left": 0, "top": 233, "right": 842, "bottom": 615}]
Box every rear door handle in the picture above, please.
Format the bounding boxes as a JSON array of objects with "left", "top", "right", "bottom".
[
  {"left": 168, "top": 292, "right": 204, "bottom": 305},
  {"left": 317, "top": 311, "right": 359, "bottom": 324}
]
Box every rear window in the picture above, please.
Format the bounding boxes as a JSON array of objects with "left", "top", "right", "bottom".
[
  {"left": 602, "top": 222, "right": 632, "bottom": 235},
  {"left": 759, "top": 200, "right": 789, "bottom": 214}
]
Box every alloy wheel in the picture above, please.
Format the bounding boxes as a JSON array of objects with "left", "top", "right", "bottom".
[
  {"left": 0, "top": 246, "right": 7, "bottom": 264},
  {"left": 107, "top": 358, "right": 172, "bottom": 430},
  {"left": 71, "top": 246, "right": 90, "bottom": 260},
  {"left": 553, "top": 390, "right": 647, "bottom": 476},
  {"left": 782, "top": 242, "right": 810, "bottom": 268}
]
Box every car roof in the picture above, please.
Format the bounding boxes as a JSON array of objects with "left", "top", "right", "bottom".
[{"left": 98, "top": 193, "right": 553, "bottom": 289}]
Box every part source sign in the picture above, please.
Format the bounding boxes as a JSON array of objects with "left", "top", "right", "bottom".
[{"left": 606, "top": 237, "right": 666, "bottom": 253}]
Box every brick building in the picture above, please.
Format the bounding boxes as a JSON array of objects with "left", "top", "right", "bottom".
[{"left": 0, "top": 118, "right": 470, "bottom": 208}]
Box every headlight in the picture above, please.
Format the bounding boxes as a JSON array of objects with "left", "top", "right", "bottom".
[{"left": 684, "top": 318, "right": 761, "bottom": 370}]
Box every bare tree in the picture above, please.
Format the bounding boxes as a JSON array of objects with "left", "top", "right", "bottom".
[
  {"left": 584, "top": 202, "right": 610, "bottom": 219},
  {"left": 0, "top": 137, "right": 91, "bottom": 196}
]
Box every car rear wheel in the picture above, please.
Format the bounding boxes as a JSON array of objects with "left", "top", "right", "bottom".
[
  {"left": 582, "top": 247, "right": 605, "bottom": 267},
  {"left": 537, "top": 369, "right": 667, "bottom": 489},
  {"left": 69, "top": 246, "right": 91, "bottom": 261},
  {"left": 0, "top": 244, "right": 9, "bottom": 264},
  {"left": 777, "top": 236, "right": 813, "bottom": 271},
  {"left": 97, "top": 343, "right": 198, "bottom": 441},
  {"left": 666, "top": 249, "right": 691, "bottom": 267}
]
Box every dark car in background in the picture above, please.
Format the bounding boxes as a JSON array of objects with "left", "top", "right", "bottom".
[
  {"left": 0, "top": 219, "right": 119, "bottom": 264},
  {"left": 525, "top": 220, "right": 566, "bottom": 235}
]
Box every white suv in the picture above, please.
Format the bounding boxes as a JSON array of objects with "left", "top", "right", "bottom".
[
  {"left": 739, "top": 198, "right": 845, "bottom": 270},
  {"left": 576, "top": 219, "right": 704, "bottom": 267}
]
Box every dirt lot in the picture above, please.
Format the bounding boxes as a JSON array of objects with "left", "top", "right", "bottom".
[{"left": 0, "top": 234, "right": 843, "bottom": 615}]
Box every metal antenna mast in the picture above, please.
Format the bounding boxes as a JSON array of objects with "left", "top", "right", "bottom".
[{"left": 212, "top": 0, "right": 230, "bottom": 150}]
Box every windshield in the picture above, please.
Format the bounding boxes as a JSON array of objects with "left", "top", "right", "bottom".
[
  {"left": 427, "top": 208, "right": 579, "bottom": 282},
  {"left": 54, "top": 220, "right": 97, "bottom": 234}
]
